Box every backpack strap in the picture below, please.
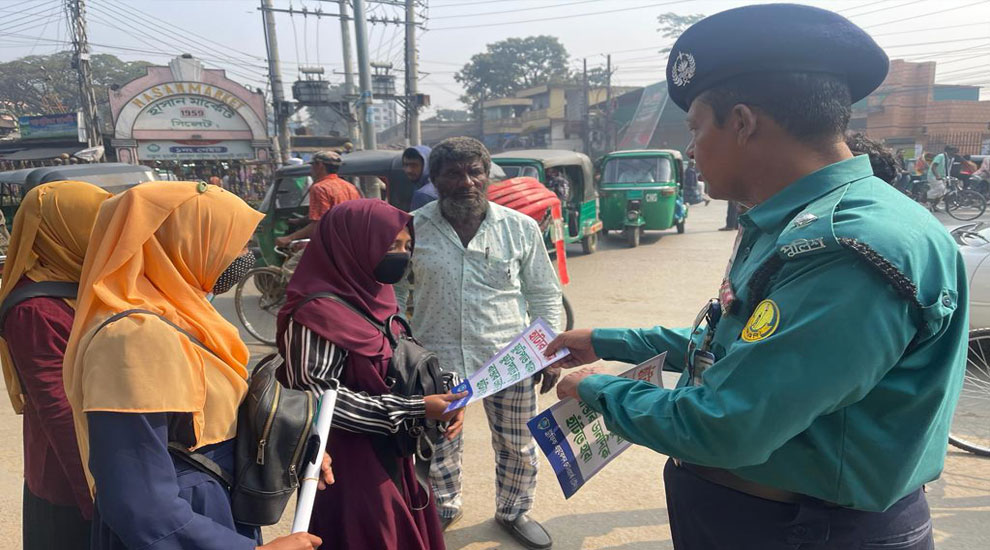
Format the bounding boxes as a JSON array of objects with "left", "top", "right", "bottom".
[
  {"left": 92, "top": 309, "right": 220, "bottom": 360},
  {"left": 167, "top": 442, "right": 234, "bottom": 491},
  {"left": 91, "top": 309, "right": 233, "bottom": 488},
  {"left": 0, "top": 281, "right": 78, "bottom": 335},
  {"left": 291, "top": 292, "right": 398, "bottom": 346}
]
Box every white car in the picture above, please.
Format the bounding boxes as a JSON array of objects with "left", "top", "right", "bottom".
[
  {"left": 953, "top": 222, "right": 990, "bottom": 329},
  {"left": 949, "top": 222, "right": 990, "bottom": 456}
]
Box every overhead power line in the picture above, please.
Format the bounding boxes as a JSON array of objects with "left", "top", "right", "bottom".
[{"left": 429, "top": 0, "right": 691, "bottom": 31}]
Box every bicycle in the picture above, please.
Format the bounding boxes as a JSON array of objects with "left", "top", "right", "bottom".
[
  {"left": 949, "top": 328, "right": 990, "bottom": 457},
  {"left": 911, "top": 176, "right": 987, "bottom": 221},
  {"left": 234, "top": 241, "right": 303, "bottom": 346}
]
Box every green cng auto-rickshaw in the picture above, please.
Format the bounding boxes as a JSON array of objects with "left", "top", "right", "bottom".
[
  {"left": 492, "top": 149, "right": 603, "bottom": 254},
  {"left": 598, "top": 149, "right": 687, "bottom": 247}
]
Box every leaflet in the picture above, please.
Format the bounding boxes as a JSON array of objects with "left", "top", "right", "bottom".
[
  {"left": 528, "top": 353, "right": 666, "bottom": 498},
  {"left": 444, "top": 318, "right": 569, "bottom": 412}
]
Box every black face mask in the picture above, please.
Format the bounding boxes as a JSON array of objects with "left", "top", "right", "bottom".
[
  {"left": 373, "top": 253, "right": 411, "bottom": 285},
  {"left": 212, "top": 251, "right": 255, "bottom": 295}
]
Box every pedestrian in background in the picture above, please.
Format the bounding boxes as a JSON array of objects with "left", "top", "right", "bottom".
[
  {"left": 276, "top": 151, "right": 360, "bottom": 273},
  {"left": 549, "top": 5, "right": 963, "bottom": 549},
  {"left": 0, "top": 181, "right": 111, "bottom": 550},
  {"left": 405, "top": 146, "right": 438, "bottom": 211},
  {"left": 720, "top": 200, "right": 738, "bottom": 231},
  {"left": 396, "top": 137, "right": 562, "bottom": 549},
  {"left": 63, "top": 182, "right": 328, "bottom": 550}
]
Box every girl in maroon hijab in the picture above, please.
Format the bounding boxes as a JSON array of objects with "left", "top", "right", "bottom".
[{"left": 276, "top": 199, "right": 461, "bottom": 550}]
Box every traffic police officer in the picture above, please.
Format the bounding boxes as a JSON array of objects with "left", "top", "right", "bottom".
[{"left": 547, "top": 5, "right": 966, "bottom": 549}]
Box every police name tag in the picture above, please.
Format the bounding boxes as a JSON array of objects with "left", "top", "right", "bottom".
[
  {"left": 528, "top": 353, "right": 666, "bottom": 498},
  {"left": 444, "top": 318, "right": 570, "bottom": 412}
]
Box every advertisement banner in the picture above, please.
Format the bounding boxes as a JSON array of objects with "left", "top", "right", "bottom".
[
  {"left": 529, "top": 353, "right": 666, "bottom": 498},
  {"left": 18, "top": 112, "right": 81, "bottom": 141},
  {"left": 617, "top": 83, "right": 669, "bottom": 150},
  {"left": 137, "top": 140, "right": 255, "bottom": 160},
  {"left": 445, "top": 319, "right": 570, "bottom": 412}
]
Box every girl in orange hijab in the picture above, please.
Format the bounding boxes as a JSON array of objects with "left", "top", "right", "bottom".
[
  {"left": 63, "top": 181, "right": 325, "bottom": 550},
  {"left": 0, "top": 181, "right": 110, "bottom": 550}
]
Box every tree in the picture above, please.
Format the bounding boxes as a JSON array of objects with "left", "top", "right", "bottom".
[
  {"left": 0, "top": 51, "right": 150, "bottom": 125},
  {"left": 657, "top": 12, "right": 705, "bottom": 53},
  {"left": 435, "top": 109, "right": 471, "bottom": 122},
  {"left": 454, "top": 36, "right": 571, "bottom": 108}
]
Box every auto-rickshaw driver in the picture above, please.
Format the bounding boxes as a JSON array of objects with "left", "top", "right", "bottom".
[{"left": 619, "top": 159, "right": 657, "bottom": 183}]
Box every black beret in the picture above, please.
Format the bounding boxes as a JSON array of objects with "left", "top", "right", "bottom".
[{"left": 665, "top": 4, "right": 889, "bottom": 112}]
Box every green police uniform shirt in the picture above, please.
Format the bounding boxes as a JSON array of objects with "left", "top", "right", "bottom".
[{"left": 579, "top": 155, "right": 968, "bottom": 512}]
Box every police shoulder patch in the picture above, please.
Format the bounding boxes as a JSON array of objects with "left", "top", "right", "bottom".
[{"left": 741, "top": 299, "right": 780, "bottom": 342}]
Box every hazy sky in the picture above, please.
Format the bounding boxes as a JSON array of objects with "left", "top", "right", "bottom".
[{"left": 1, "top": 0, "right": 988, "bottom": 116}]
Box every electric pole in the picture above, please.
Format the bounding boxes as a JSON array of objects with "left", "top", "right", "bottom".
[
  {"left": 338, "top": 0, "right": 360, "bottom": 146},
  {"left": 68, "top": 0, "right": 103, "bottom": 152},
  {"left": 261, "top": 0, "right": 291, "bottom": 164},
  {"left": 582, "top": 58, "right": 590, "bottom": 155},
  {"left": 353, "top": 0, "right": 377, "bottom": 151},
  {"left": 404, "top": 0, "right": 421, "bottom": 145},
  {"left": 606, "top": 54, "right": 613, "bottom": 153}
]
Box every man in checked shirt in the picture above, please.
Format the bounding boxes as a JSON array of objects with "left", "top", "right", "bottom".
[{"left": 396, "top": 137, "right": 562, "bottom": 550}]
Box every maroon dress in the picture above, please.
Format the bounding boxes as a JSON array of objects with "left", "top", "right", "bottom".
[
  {"left": 307, "top": 349, "right": 443, "bottom": 549},
  {"left": 4, "top": 276, "right": 92, "bottom": 548},
  {"left": 277, "top": 200, "right": 444, "bottom": 550}
]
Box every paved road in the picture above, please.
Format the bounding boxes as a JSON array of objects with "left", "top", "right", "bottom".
[{"left": 0, "top": 200, "right": 987, "bottom": 549}]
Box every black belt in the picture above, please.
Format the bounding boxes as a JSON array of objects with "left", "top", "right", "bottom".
[{"left": 673, "top": 459, "right": 840, "bottom": 507}]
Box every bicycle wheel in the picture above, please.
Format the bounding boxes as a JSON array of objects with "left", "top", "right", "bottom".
[
  {"left": 235, "top": 266, "right": 286, "bottom": 346},
  {"left": 561, "top": 295, "right": 575, "bottom": 331},
  {"left": 944, "top": 190, "right": 987, "bottom": 221},
  {"left": 949, "top": 328, "right": 990, "bottom": 456}
]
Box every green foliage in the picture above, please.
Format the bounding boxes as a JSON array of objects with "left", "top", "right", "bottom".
[
  {"left": 454, "top": 36, "right": 572, "bottom": 107},
  {"left": 0, "top": 51, "right": 150, "bottom": 124},
  {"left": 657, "top": 12, "right": 705, "bottom": 53},
  {"left": 435, "top": 109, "right": 471, "bottom": 122}
]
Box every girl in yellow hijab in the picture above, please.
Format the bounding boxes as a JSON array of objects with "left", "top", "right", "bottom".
[
  {"left": 0, "top": 180, "right": 110, "bottom": 550},
  {"left": 63, "top": 181, "right": 322, "bottom": 550}
]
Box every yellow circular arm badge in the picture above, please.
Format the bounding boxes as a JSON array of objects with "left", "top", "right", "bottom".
[{"left": 741, "top": 300, "right": 781, "bottom": 342}]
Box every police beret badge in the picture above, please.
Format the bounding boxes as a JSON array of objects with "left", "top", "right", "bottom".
[{"left": 671, "top": 52, "right": 696, "bottom": 87}]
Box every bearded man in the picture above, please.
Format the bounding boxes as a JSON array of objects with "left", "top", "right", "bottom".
[{"left": 396, "top": 137, "right": 562, "bottom": 549}]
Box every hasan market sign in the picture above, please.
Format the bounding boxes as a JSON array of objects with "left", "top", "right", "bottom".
[{"left": 109, "top": 56, "right": 271, "bottom": 164}]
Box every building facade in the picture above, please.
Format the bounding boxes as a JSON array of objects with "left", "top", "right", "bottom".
[
  {"left": 852, "top": 59, "right": 990, "bottom": 156},
  {"left": 480, "top": 84, "right": 625, "bottom": 153}
]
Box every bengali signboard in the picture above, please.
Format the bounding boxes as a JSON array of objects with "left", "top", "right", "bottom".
[
  {"left": 445, "top": 319, "right": 570, "bottom": 412},
  {"left": 617, "top": 82, "right": 669, "bottom": 150},
  {"left": 529, "top": 353, "right": 666, "bottom": 498},
  {"left": 18, "top": 112, "right": 81, "bottom": 141},
  {"left": 137, "top": 139, "right": 255, "bottom": 160},
  {"left": 134, "top": 95, "right": 251, "bottom": 132}
]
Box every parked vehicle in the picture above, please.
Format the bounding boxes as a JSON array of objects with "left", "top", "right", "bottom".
[
  {"left": 948, "top": 222, "right": 990, "bottom": 456},
  {"left": 492, "top": 149, "right": 603, "bottom": 254},
  {"left": 0, "top": 163, "right": 157, "bottom": 227},
  {"left": 598, "top": 149, "right": 688, "bottom": 247}
]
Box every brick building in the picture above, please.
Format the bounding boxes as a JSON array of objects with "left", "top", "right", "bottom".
[{"left": 851, "top": 59, "right": 990, "bottom": 157}]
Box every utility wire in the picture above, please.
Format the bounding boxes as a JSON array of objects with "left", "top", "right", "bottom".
[
  {"left": 430, "top": 0, "right": 607, "bottom": 19},
  {"left": 429, "top": 0, "right": 691, "bottom": 31},
  {"left": 88, "top": 2, "right": 267, "bottom": 76}
]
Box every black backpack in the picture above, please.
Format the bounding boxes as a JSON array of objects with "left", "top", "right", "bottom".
[
  {"left": 290, "top": 293, "right": 453, "bottom": 484},
  {"left": 92, "top": 310, "right": 318, "bottom": 527}
]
